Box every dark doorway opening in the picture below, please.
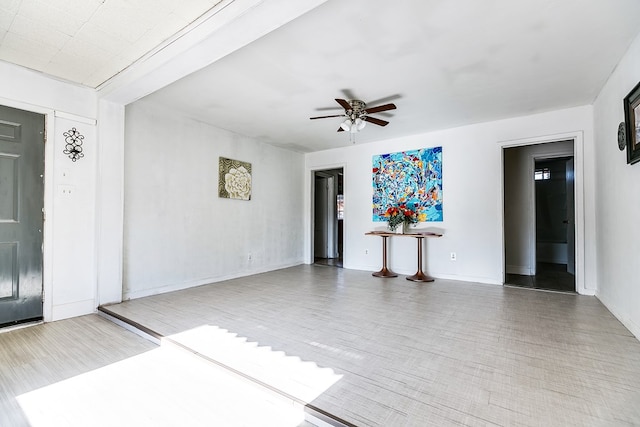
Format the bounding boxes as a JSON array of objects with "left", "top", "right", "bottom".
[
  {"left": 313, "top": 169, "right": 343, "bottom": 268},
  {"left": 504, "top": 143, "right": 575, "bottom": 293}
]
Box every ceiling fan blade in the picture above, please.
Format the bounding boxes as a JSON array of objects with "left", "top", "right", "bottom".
[
  {"left": 363, "top": 116, "right": 389, "bottom": 127},
  {"left": 310, "top": 114, "right": 344, "bottom": 120},
  {"left": 337, "top": 127, "right": 345, "bottom": 132},
  {"left": 341, "top": 89, "right": 357, "bottom": 100},
  {"left": 335, "top": 98, "right": 351, "bottom": 110},
  {"left": 364, "top": 103, "right": 396, "bottom": 114},
  {"left": 367, "top": 94, "right": 401, "bottom": 106}
]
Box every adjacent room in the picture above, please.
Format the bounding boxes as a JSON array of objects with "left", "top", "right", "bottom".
[{"left": 1, "top": 0, "right": 640, "bottom": 425}]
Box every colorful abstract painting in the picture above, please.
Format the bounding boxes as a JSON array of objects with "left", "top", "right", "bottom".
[
  {"left": 372, "top": 147, "right": 443, "bottom": 222},
  {"left": 219, "top": 157, "right": 252, "bottom": 201}
]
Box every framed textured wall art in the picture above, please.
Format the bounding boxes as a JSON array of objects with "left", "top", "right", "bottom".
[
  {"left": 218, "top": 157, "right": 252, "bottom": 201},
  {"left": 372, "top": 147, "right": 443, "bottom": 222},
  {"left": 623, "top": 80, "right": 640, "bottom": 165}
]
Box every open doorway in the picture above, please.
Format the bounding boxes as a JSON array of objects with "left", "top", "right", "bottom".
[
  {"left": 503, "top": 141, "right": 575, "bottom": 292},
  {"left": 313, "top": 169, "right": 343, "bottom": 267}
]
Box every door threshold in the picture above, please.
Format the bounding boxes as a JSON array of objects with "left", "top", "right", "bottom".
[
  {"left": 504, "top": 284, "right": 576, "bottom": 295},
  {"left": 0, "top": 318, "right": 44, "bottom": 334}
]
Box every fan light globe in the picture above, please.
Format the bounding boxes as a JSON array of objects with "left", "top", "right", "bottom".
[{"left": 340, "top": 119, "right": 351, "bottom": 131}]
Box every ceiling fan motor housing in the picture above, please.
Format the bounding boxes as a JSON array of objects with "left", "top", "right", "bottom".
[{"left": 348, "top": 100, "right": 366, "bottom": 120}]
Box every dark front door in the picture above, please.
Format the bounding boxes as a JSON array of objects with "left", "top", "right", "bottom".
[{"left": 0, "top": 105, "right": 45, "bottom": 327}]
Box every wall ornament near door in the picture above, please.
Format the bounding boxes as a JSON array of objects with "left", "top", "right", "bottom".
[
  {"left": 617, "top": 122, "right": 626, "bottom": 151},
  {"left": 623, "top": 80, "right": 640, "bottom": 164},
  {"left": 63, "top": 127, "right": 85, "bottom": 162}
]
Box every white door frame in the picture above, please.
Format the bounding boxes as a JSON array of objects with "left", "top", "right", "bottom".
[
  {"left": 528, "top": 150, "right": 574, "bottom": 275},
  {"left": 307, "top": 163, "right": 346, "bottom": 265},
  {"left": 499, "top": 131, "right": 588, "bottom": 295},
  {"left": 313, "top": 175, "right": 329, "bottom": 258}
]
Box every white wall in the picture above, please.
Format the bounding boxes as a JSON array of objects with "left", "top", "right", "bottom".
[
  {"left": 0, "top": 61, "right": 99, "bottom": 321},
  {"left": 123, "top": 101, "right": 304, "bottom": 299},
  {"left": 593, "top": 33, "right": 640, "bottom": 338},
  {"left": 50, "top": 115, "right": 97, "bottom": 319},
  {"left": 95, "top": 100, "right": 126, "bottom": 306},
  {"left": 504, "top": 140, "right": 573, "bottom": 275},
  {"left": 305, "top": 106, "right": 596, "bottom": 290}
]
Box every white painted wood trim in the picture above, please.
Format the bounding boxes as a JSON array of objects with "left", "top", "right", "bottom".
[
  {"left": 526, "top": 146, "right": 574, "bottom": 275},
  {"left": 43, "top": 112, "right": 55, "bottom": 323},
  {"left": 506, "top": 265, "right": 533, "bottom": 275},
  {"left": 597, "top": 294, "right": 640, "bottom": 339},
  {"left": 528, "top": 154, "right": 536, "bottom": 275},
  {"left": 51, "top": 299, "right": 95, "bottom": 321},
  {"left": 123, "top": 261, "right": 303, "bottom": 301},
  {"left": 306, "top": 162, "right": 347, "bottom": 265},
  {"left": 98, "top": 0, "right": 330, "bottom": 104},
  {"left": 497, "top": 131, "right": 587, "bottom": 294},
  {"left": 54, "top": 110, "right": 97, "bottom": 125}
]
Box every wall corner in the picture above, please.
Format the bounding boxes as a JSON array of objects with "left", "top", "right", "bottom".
[{"left": 95, "top": 99, "right": 125, "bottom": 306}]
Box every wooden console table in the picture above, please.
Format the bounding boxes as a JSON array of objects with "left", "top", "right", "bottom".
[{"left": 365, "top": 231, "right": 442, "bottom": 282}]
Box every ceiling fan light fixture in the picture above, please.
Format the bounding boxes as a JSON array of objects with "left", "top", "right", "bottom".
[{"left": 309, "top": 97, "right": 397, "bottom": 140}]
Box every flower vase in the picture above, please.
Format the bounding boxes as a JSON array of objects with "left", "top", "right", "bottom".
[{"left": 402, "top": 222, "right": 413, "bottom": 234}]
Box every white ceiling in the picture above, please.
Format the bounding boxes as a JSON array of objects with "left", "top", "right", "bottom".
[
  {"left": 2, "top": 0, "right": 640, "bottom": 152},
  {"left": 0, "top": 0, "right": 222, "bottom": 87}
]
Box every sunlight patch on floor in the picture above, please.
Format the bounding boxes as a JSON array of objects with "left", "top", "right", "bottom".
[
  {"left": 17, "top": 343, "right": 308, "bottom": 427},
  {"left": 165, "top": 325, "right": 343, "bottom": 404}
]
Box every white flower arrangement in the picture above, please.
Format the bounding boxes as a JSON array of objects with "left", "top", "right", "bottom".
[{"left": 224, "top": 166, "right": 252, "bottom": 200}]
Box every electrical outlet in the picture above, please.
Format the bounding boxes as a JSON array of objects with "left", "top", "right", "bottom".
[
  {"left": 58, "top": 185, "right": 74, "bottom": 197},
  {"left": 450, "top": 252, "right": 457, "bottom": 261}
]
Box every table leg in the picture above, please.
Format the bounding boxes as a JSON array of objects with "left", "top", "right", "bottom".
[
  {"left": 372, "top": 236, "right": 397, "bottom": 278},
  {"left": 407, "top": 237, "right": 434, "bottom": 282}
]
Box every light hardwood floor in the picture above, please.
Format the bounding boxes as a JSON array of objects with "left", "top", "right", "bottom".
[
  {"left": 100, "top": 265, "right": 640, "bottom": 426},
  {"left": 0, "top": 315, "right": 315, "bottom": 426},
  {"left": 0, "top": 315, "right": 155, "bottom": 426},
  {"left": 2, "top": 266, "right": 640, "bottom": 426}
]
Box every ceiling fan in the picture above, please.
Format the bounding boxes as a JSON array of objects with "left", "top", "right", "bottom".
[{"left": 310, "top": 98, "right": 397, "bottom": 133}]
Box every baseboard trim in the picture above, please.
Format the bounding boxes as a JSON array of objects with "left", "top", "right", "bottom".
[
  {"left": 123, "top": 261, "right": 304, "bottom": 301},
  {"left": 596, "top": 293, "right": 640, "bottom": 341},
  {"left": 51, "top": 299, "right": 95, "bottom": 321},
  {"left": 429, "top": 273, "right": 502, "bottom": 285},
  {"left": 506, "top": 265, "right": 532, "bottom": 275}
]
